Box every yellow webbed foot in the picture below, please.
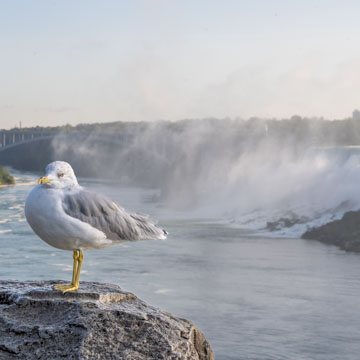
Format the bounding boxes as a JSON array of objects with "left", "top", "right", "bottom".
[{"left": 53, "top": 283, "right": 79, "bottom": 293}]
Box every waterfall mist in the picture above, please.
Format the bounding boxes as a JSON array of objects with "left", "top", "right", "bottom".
[{"left": 51, "top": 118, "right": 360, "bottom": 235}]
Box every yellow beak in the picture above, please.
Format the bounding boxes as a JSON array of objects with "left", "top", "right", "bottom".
[{"left": 38, "top": 176, "right": 51, "bottom": 184}]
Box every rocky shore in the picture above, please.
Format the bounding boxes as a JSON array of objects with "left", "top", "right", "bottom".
[
  {"left": 0, "top": 281, "right": 214, "bottom": 360},
  {"left": 302, "top": 210, "right": 360, "bottom": 252}
]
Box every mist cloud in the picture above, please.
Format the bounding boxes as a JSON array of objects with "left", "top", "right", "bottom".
[{"left": 51, "top": 118, "right": 360, "bottom": 235}]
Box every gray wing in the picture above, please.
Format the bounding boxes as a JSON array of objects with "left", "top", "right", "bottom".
[{"left": 62, "top": 190, "right": 167, "bottom": 241}]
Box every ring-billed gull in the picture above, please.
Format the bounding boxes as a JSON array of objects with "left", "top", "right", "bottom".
[{"left": 25, "top": 161, "right": 167, "bottom": 293}]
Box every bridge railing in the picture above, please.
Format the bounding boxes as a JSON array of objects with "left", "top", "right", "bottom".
[
  {"left": 0, "top": 130, "right": 134, "bottom": 150},
  {"left": 0, "top": 131, "right": 57, "bottom": 148}
]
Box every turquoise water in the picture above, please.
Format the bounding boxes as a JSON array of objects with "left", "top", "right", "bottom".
[{"left": 1, "top": 170, "right": 360, "bottom": 359}]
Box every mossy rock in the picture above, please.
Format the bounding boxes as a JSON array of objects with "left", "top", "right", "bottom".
[{"left": 0, "top": 166, "right": 15, "bottom": 185}]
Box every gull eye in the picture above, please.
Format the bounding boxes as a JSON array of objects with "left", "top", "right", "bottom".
[{"left": 58, "top": 172, "right": 65, "bottom": 178}]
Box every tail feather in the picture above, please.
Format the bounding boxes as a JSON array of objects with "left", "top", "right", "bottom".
[{"left": 130, "top": 213, "right": 168, "bottom": 240}]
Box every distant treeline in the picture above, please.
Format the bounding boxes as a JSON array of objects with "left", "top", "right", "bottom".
[{"left": 5, "top": 116, "right": 360, "bottom": 147}]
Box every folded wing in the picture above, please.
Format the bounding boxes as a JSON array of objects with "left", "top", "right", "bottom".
[{"left": 62, "top": 190, "right": 167, "bottom": 241}]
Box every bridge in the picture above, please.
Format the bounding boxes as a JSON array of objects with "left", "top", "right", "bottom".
[
  {"left": 0, "top": 130, "right": 57, "bottom": 150},
  {"left": 0, "top": 130, "right": 133, "bottom": 151}
]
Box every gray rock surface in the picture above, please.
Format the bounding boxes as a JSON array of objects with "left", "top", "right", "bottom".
[
  {"left": 0, "top": 281, "right": 214, "bottom": 360},
  {"left": 301, "top": 210, "right": 360, "bottom": 252}
]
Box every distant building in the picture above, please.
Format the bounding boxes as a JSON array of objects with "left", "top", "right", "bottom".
[{"left": 352, "top": 109, "right": 360, "bottom": 120}]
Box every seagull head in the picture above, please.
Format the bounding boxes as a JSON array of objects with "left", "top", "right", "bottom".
[{"left": 38, "top": 161, "right": 79, "bottom": 189}]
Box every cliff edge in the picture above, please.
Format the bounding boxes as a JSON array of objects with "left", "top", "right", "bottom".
[{"left": 0, "top": 280, "right": 214, "bottom": 360}]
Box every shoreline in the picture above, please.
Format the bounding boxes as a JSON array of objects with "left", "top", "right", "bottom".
[{"left": 0, "top": 181, "right": 36, "bottom": 187}]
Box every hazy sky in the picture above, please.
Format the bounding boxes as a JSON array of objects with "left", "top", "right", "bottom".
[{"left": 1, "top": 0, "right": 360, "bottom": 128}]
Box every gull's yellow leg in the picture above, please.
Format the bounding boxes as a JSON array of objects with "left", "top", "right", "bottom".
[
  {"left": 71, "top": 250, "right": 79, "bottom": 284},
  {"left": 74, "top": 250, "right": 83, "bottom": 286},
  {"left": 54, "top": 250, "right": 82, "bottom": 293},
  {"left": 61, "top": 250, "right": 83, "bottom": 293}
]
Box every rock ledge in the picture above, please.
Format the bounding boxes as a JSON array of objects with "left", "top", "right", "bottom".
[{"left": 0, "top": 280, "right": 214, "bottom": 360}]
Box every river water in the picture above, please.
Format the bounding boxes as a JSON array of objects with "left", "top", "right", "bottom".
[{"left": 1, "top": 170, "right": 360, "bottom": 360}]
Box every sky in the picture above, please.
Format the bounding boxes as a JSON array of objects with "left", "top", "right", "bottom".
[{"left": 1, "top": 0, "right": 360, "bottom": 129}]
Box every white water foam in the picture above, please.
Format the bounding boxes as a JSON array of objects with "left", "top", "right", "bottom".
[
  {"left": 189, "top": 146, "right": 360, "bottom": 237},
  {"left": 237, "top": 147, "right": 360, "bottom": 237}
]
